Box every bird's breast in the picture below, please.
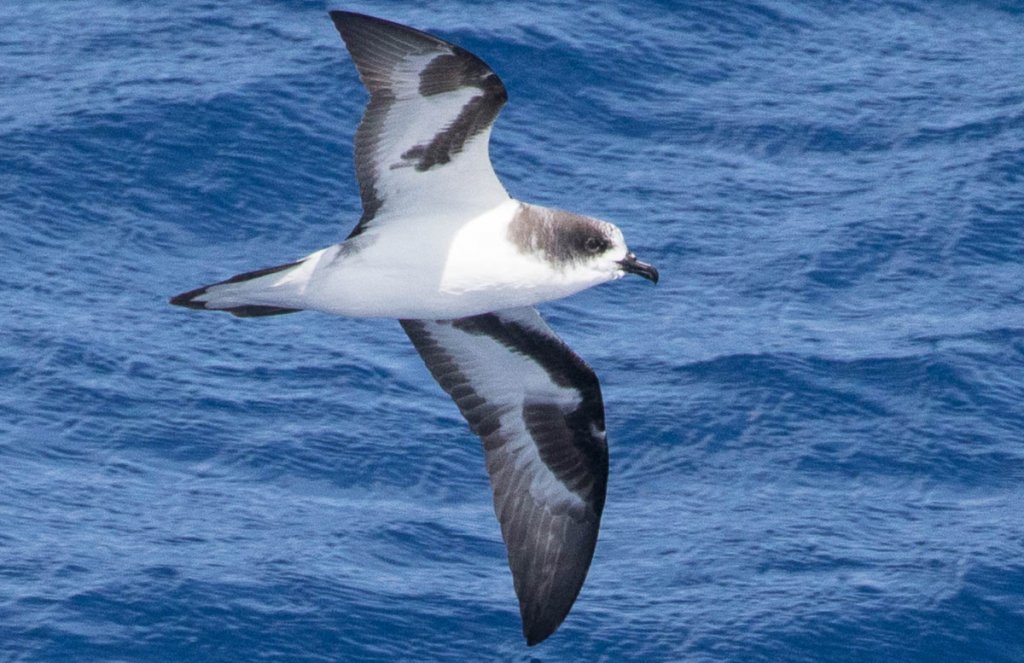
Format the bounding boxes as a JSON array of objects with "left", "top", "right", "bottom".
[{"left": 303, "top": 201, "right": 607, "bottom": 319}]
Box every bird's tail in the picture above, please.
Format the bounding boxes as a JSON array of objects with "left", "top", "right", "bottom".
[{"left": 170, "top": 259, "right": 309, "bottom": 317}]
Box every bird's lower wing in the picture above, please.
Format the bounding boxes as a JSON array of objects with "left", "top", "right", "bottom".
[{"left": 400, "top": 307, "right": 608, "bottom": 645}]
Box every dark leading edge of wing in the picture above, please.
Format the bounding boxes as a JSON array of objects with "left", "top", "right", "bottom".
[
  {"left": 328, "top": 11, "right": 509, "bottom": 238},
  {"left": 401, "top": 308, "right": 608, "bottom": 645}
]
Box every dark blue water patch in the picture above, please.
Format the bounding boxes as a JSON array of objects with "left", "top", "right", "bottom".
[
  {"left": 737, "top": 592, "right": 1024, "bottom": 663},
  {"left": 981, "top": 147, "right": 1024, "bottom": 186},
  {"left": 951, "top": 201, "right": 1024, "bottom": 265},
  {"left": 634, "top": 341, "right": 1024, "bottom": 487},
  {"left": 373, "top": 519, "right": 504, "bottom": 568},
  {"left": 0, "top": 103, "right": 355, "bottom": 255},
  {"left": 801, "top": 227, "right": 911, "bottom": 290},
  {"left": 905, "top": 108, "right": 1024, "bottom": 150},
  {"left": 9, "top": 572, "right": 531, "bottom": 663},
  {"left": 948, "top": 563, "right": 1024, "bottom": 656}
]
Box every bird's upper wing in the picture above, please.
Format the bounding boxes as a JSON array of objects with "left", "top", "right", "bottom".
[
  {"left": 329, "top": 11, "right": 510, "bottom": 238},
  {"left": 400, "top": 307, "right": 608, "bottom": 646}
]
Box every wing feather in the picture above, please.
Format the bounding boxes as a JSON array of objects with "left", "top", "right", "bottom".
[
  {"left": 329, "top": 11, "right": 510, "bottom": 237},
  {"left": 401, "top": 307, "right": 607, "bottom": 645}
]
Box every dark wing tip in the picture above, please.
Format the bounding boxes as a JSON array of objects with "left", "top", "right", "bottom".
[
  {"left": 524, "top": 614, "right": 564, "bottom": 647},
  {"left": 518, "top": 562, "right": 595, "bottom": 646},
  {"left": 328, "top": 10, "right": 382, "bottom": 38},
  {"left": 328, "top": 9, "right": 451, "bottom": 54},
  {"left": 526, "top": 628, "right": 547, "bottom": 647},
  {"left": 326, "top": 9, "right": 506, "bottom": 99},
  {"left": 515, "top": 517, "right": 601, "bottom": 646}
]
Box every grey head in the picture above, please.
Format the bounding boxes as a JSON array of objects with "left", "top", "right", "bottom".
[{"left": 508, "top": 203, "right": 659, "bottom": 283}]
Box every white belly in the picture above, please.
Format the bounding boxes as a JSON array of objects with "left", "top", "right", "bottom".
[{"left": 301, "top": 201, "right": 610, "bottom": 319}]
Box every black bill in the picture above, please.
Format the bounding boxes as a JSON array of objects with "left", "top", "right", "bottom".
[{"left": 618, "top": 253, "right": 659, "bottom": 284}]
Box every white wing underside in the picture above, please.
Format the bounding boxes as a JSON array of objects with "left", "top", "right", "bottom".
[
  {"left": 330, "top": 12, "right": 510, "bottom": 235},
  {"left": 400, "top": 306, "right": 608, "bottom": 645}
]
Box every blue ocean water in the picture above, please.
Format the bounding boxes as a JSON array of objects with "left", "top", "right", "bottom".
[{"left": 2, "top": 0, "right": 1023, "bottom": 660}]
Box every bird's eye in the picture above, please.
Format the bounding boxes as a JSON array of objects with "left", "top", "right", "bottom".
[{"left": 584, "top": 236, "right": 604, "bottom": 253}]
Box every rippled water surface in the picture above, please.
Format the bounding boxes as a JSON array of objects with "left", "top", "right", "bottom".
[{"left": 2, "top": 1, "right": 1023, "bottom": 661}]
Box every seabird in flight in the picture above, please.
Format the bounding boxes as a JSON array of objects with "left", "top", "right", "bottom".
[{"left": 171, "top": 11, "right": 658, "bottom": 645}]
